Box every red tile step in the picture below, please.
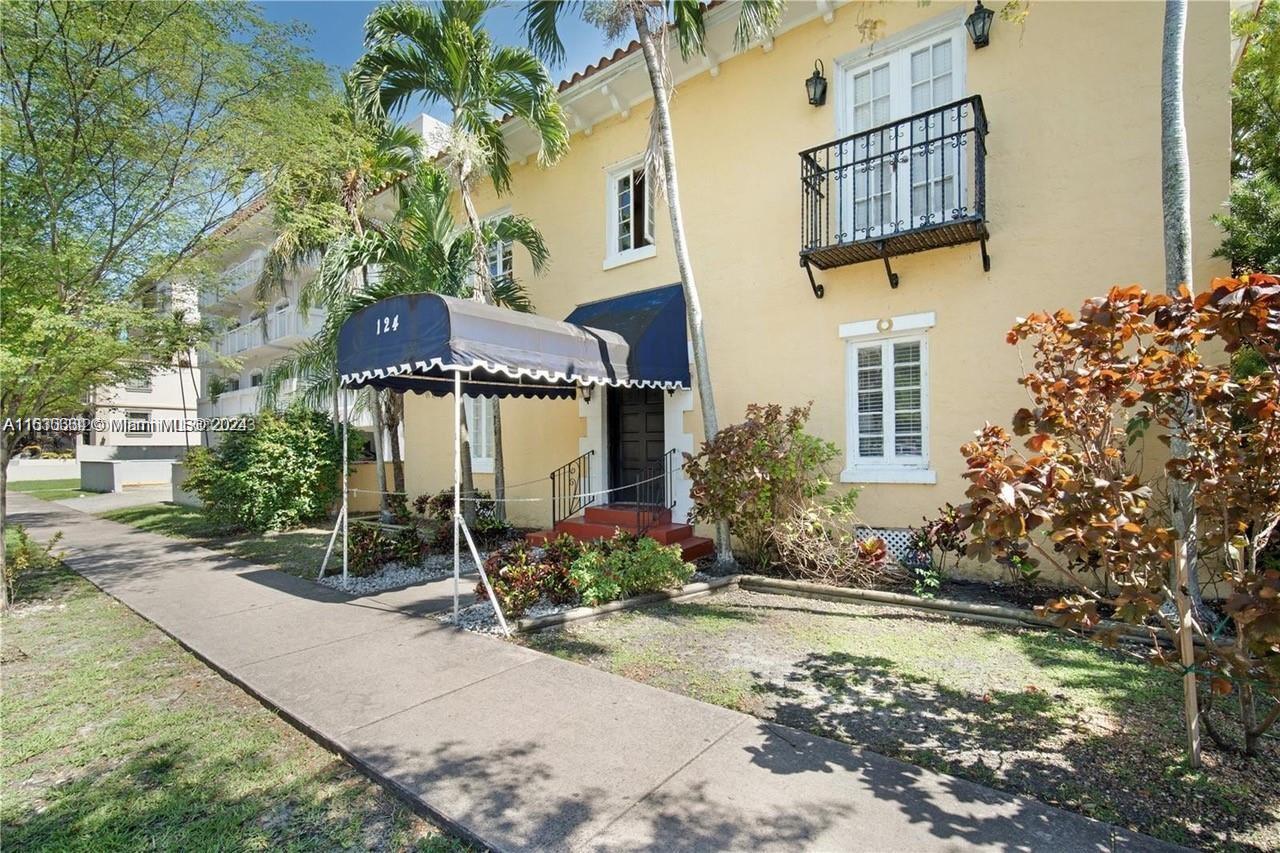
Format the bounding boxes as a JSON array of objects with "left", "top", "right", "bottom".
[
  {"left": 584, "top": 504, "right": 672, "bottom": 527},
  {"left": 524, "top": 503, "right": 711, "bottom": 561}
]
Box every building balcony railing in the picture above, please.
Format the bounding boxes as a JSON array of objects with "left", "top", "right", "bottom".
[
  {"left": 199, "top": 251, "right": 267, "bottom": 307},
  {"left": 211, "top": 310, "right": 324, "bottom": 357},
  {"left": 799, "top": 95, "right": 989, "bottom": 296}
]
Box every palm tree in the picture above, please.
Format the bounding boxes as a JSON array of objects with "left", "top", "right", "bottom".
[
  {"left": 523, "top": 0, "right": 785, "bottom": 561},
  {"left": 249, "top": 80, "right": 421, "bottom": 517},
  {"left": 353, "top": 0, "right": 567, "bottom": 517},
  {"left": 261, "top": 164, "right": 549, "bottom": 521},
  {"left": 1160, "top": 0, "right": 1204, "bottom": 605}
]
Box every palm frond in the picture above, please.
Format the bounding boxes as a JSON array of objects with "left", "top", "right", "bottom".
[
  {"left": 669, "top": 0, "right": 707, "bottom": 60},
  {"left": 522, "top": 0, "right": 571, "bottom": 64},
  {"left": 732, "top": 0, "right": 786, "bottom": 51}
]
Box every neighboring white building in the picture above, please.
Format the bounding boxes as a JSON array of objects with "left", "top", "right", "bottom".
[{"left": 85, "top": 359, "right": 201, "bottom": 458}]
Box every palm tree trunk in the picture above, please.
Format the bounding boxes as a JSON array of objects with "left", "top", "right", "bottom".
[
  {"left": 370, "top": 388, "right": 390, "bottom": 521},
  {"left": 632, "top": 8, "right": 731, "bottom": 562},
  {"left": 492, "top": 398, "right": 506, "bottom": 523},
  {"left": 1161, "top": 0, "right": 1205, "bottom": 615},
  {"left": 387, "top": 391, "right": 406, "bottom": 496},
  {"left": 456, "top": 156, "right": 506, "bottom": 521}
]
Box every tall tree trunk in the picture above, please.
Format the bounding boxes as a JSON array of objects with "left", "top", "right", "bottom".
[
  {"left": 370, "top": 388, "right": 390, "bottom": 521},
  {"left": 456, "top": 155, "right": 503, "bottom": 521},
  {"left": 459, "top": 404, "right": 477, "bottom": 526},
  {"left": 387, "top": 391, "right": 406, "bottom": 497},
  {"left": 633, "top": 9, "right": 731, "bottom": 561},
  {"left": 1161, "top": 0, "right": 1206, "bottom": 615},
  {"left": 492, "top": 399, "right": 506, "bottom": 523},
  {"left": 1, "top": 438, "right": 10, "bottom": 611}
]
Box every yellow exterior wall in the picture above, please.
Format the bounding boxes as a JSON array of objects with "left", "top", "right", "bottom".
[{"left": 401, "top": 1, "right": 1231, "bottom": 540}]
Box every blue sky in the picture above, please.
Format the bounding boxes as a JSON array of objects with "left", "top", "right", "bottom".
[{"left": 260, "top": 1, "right": 630, "bottom": 123}]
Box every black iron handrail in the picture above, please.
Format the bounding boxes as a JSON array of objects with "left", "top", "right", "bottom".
[
  {"left": 800, "top": 95, "right": 988, "bottom": 255},
  {"left": 550, "top": 449, "right": 593, "bottom": 527},
  {"left": 633, "top": 448, "right": 678, "bottom": 533}
]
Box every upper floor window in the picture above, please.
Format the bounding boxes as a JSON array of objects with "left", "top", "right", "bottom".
[
  {"left": 604, "top": 156, "right": 655, "bottom": 270},
  {"left": 486, "top": 236, "right": 513, "bottom": 283},
  {"left": 840, "top": 312, "right": 936, "bottom": 484},
  {"left": 226, "top": 376, "right": 241, "bottom": 392},
  {"left": 250, "top": 372, "right": 263, "bottom": 388},
  {"left": 124, "top": 376, "right": 152, "bottom": 393}
]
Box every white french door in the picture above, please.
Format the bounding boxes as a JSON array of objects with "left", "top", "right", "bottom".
[{"left": 836, "top": 25, "right": 966, "bottom": 242}]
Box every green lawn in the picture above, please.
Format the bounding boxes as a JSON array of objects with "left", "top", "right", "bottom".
[
  {"left": 99, "top": 503, "right": 329, "bottom": 578},
  {"left": 525, "top": 588, "right": 1279, "bottom": 852},
  {"left": 0, "top": 551, "right": 466, "bottom": 851},
  {"left": 9, "top": 478, "right": 97, "bottom": 500}
]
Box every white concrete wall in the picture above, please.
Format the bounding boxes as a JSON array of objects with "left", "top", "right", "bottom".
[
  {"left": 81, "top": 459, "right": 177, "bottom": 493},
  {"left": 6, "top": 458, "right": 79, "bottom": 481}
]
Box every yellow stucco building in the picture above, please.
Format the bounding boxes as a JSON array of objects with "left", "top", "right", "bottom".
[{"left": 389, "top": 1, "right": 1230, "bottom": 558}]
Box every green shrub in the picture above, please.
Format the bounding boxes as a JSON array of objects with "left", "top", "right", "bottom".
[
  {"left": 568, "top": 531, "right": 691, "bottom": 606},
  {"left": 413, "top": 487, "right": 511, "bottom": 547},
  {"left": 479, "top": 541, "right": 546, "bottom": 616},
  {"left": 183, "top": 407, "right": 357, "bottom": 533},
  {"left": 684, "top": 402, "right": 838, "bottom": 568},
  {"left": 3, "top": 526, "right": 63, "bottom": 601},
  {"left": 567, "top": 549, "right": 621, "bottom": 607},
  {"left": 346, "top": 524, "right": 425, "bottom": 577}
]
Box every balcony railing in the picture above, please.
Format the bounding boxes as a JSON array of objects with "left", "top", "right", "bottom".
[
  {"left": 199, "top": 251, "right": 267, "bottom": 307},
  {"left": 799, "top": 95, "right": 989, "bottom": 296}
]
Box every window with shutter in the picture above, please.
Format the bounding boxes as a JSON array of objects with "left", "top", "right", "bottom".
[{"left": 841, "top": 312, "right": 936, "bottom": 484}]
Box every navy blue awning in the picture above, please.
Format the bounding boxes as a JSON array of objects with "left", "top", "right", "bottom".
[
  {"left": 564, "top": 283, "right": 690, "bottom": 389},
  {"left": 336, "top": 293, "right": 687, "bottom": 399}
]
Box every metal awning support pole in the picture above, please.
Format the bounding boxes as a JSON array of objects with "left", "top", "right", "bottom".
[
  {"left": 342, "top": 389, "right": 349, "bottom": 583},
  {"left": 453, "top": 369, "right": 461, "bottom": 620}
]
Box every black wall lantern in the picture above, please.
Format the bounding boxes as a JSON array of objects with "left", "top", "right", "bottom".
[
  {"left": 965, "top": 1, "right": 995, "bottom": 49},
  {"left": 805, "top": 59, "right": 827, "bottom": 107}
]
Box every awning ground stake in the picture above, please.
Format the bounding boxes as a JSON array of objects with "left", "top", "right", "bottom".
[{"left": 318, "top": 504, "right": 345, "bottom": 580}]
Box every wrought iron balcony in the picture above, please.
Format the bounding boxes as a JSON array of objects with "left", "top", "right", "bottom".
[{"left": 799, "top": 95, "right": 989, "bottom": 296}]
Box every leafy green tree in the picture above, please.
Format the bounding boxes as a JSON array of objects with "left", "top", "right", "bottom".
[
  {"left": 183, "top": 407, "right": 358, "bottom": 533},
  {"left": 248, "top": 78, "right": 422, "bottom": 518},
  {"left": 260, "top": 164, "right": 548, "bottom": 521},
  {"left": 0, "top": 0, "right": 329, "bottom": 607},
  {"left": 354, "top": 0, "right": 567, "bottom": 516},
  {"left": 524, "top": 0, "right": 786, "bottom": 560},
  {"left": 1215, "top": 1, "right": 1280, "bottom": 273}
]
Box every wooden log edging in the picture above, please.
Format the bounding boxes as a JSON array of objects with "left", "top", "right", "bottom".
[
  {"left": 514, "top": 575, "right": 740, "bottom": 633},
  {"left": 737, "top": 574, "right": 1187, "bottom": 647}
]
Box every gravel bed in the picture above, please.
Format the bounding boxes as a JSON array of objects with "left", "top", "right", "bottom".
[
  {"left": 318, "top": 552, "right": 483, "bottom": 596},
  {"left": 436, "top": 598, "right": 572, "bottom": 635}
]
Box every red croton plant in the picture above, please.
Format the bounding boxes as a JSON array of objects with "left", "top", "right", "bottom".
[{"left": 951, "top": 274, "right": 1280, "bottom": 754}]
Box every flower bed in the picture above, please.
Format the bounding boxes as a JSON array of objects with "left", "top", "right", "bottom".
[{"left": 440, "top": 531, "right": 695, "bottom": 632}]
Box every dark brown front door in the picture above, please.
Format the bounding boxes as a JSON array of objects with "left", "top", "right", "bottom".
[{"left": 609, "top": 387, "right": 665, "bottom": 504}]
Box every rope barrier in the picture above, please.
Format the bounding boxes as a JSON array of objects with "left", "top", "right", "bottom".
[{"left": 344, "top": 468, "right": 674, "bottom": 504}]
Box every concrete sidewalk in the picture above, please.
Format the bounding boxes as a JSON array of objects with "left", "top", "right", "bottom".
[{"left": 10, "top": 494, "right": 1177, "bottom": 852}]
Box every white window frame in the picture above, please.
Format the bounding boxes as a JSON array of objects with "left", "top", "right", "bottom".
[
  {"left": 483, "top": 206, "right": 514, "bottom": 283},
  {"left": 833, "top": 11, "right": 969, "bottom": 239},
  {"left": 840, "top": 311, "right": 936, "bottom": 484},
  {"left": 603, "top": 154, "right": 656, "bottom": 270},
  {"left": 464, "top": 395, "right": 495, "bottom": 474},
  {"left": 124, "top": 410, "right": 152, "bottom": 438},
  {"left": 124, "top": 377, "right": 152, "bottom": 393}
]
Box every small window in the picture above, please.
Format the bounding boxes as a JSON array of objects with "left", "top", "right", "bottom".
[
  {"left": 486, "top": 238, "right": 513, "bottom": 283},
  {"left": 125, "top": 411, "right": 152, "bottom": 437},
  {"left": 464, "top": 395, "right": 495, "bottom": 474},
  {"left": 250, "top": 372, "right": 263, "bottom": 388},
  {"left": 124, "top": 376, "right": 152, "bottom": 393},
  {"left": 605, "top": 159, "right": 655, "bottom": 269},
  {"left": 226, "top": 377, "right": 241, "bottom": 392},
  {"left": 841, "top": 312, "right": 935, "bottom": 484}
]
